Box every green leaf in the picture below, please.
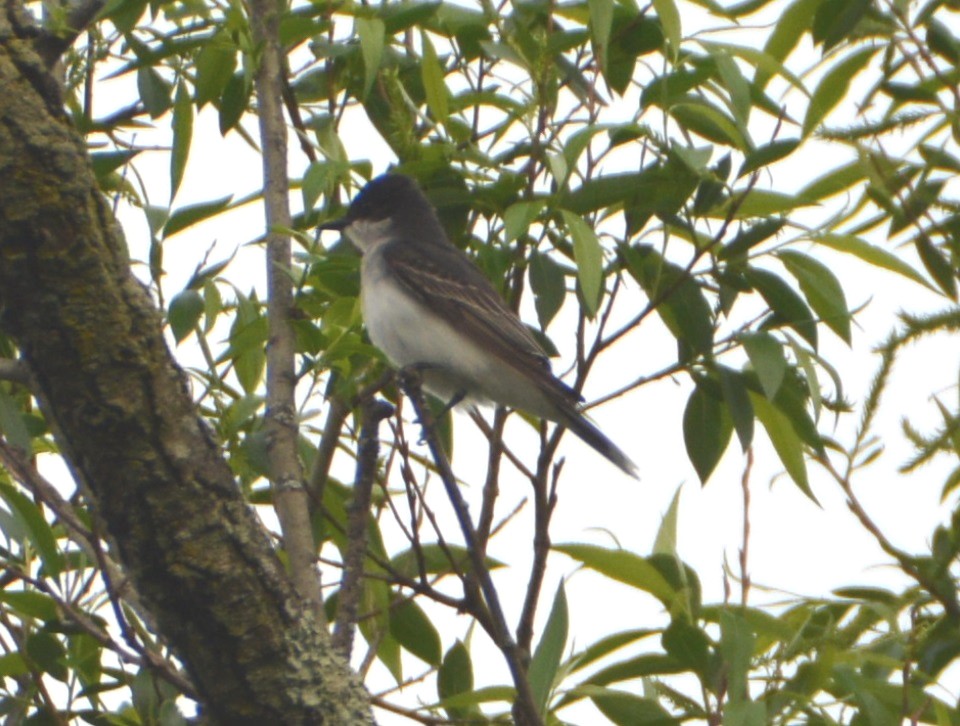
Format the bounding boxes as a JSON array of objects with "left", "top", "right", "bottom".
[
  {"left": 770, "top": 365, "right": 822, "bottom": 452},
  {"left": 788, "top": 340, "right": 822, "bottom": 421},
  {"left": 744, "top": 267, "right": 818, "bottom": 350},
  {"left": 719, "top": 610, "right": 754, "bottom": 704},
  {"left": 302, "top": 162, "right": 337, "bottom": 213},
  {"left": 158, "top": 701, "right": 187, "bottom": 726},
  {"left": 588, "top": 0, "right": 614, "bottom": 71},
  {"left": 622, "top": 245, "right": 714, "bottom": 359},
  {"left": 562, "top": 167, "right": 697, "bottom": 222},
  {"left": 421, "top": 32, "right": 449, "bottom": 124},
  {"left": 803, "top": 47, "right": 877, "bottom": 137},
  {"left": 529, "top": 583, "right": 568, "bottom": 715},
  {"left": 90, "top": 150, "right": 139, "bottom": 186},
  {"left": 778, "top": 250, "right": 852, "bottom": 343},
  {"left": 713, "top": 50, "right": 751, "bottom": 125},
  {"left": 0, "top": 389, "right": 32, "bottom": 456},
  {"left": 568, "top": 629, "right": 658, "bottom": 675},
  {"left": 219, "top": 71, "right": 251, "bottom": 135},
  {"left": 799, "top": 160, "right": 867, "bottom": 201},
  {"left": 389, "top": 543, "right": 504, "bottom": 578},
  {"left": 504, "top": 200, "right": 544, "bottom": 242},
  {"left": 528, "top": 251, "right": 567, "bottom": 330},
  {"left": 757, "top": 0, "right": 821, "bottom": 90},
  {"left": 718, "top": 218, "right": 785, "bottom": 260},
  {"left": 162, "top": 195, "right": 233, "bottom": 239},
  {"left": 700, "top": 41, "right": 807, "bottom": 96},
  {"left": 749, "top": 392, "right": 815, "bottom": 501},
  {"left": 167, "top": 290, "right": 204, "bottom": 344},
  {"left": 919, "top": 144, "right": 960, "bottom": 173},
  {"left": 928, "top": 19, "right": 960, "bottom": 64},
  {"left": 891, "top": 180, "right": 944, "bottom": 235},
  {"left": 0, "top": 652, "right": 28, "bottom": 678},
  {"left": 101, "top": 0, "right": 146, "bottom": 32},
  {"left": 26, "top": 632, "right": 67, "bottom": 682},
  {"left": 132, "top": 667, "right": 159, "bottom": 720},
  {"left": 722, "top": 189, "right": 812, "bottom": 218},
  {"left": 739, "top": 140, "right": 800, "bottom": 178},
  {"left": 916, "top": 618, "right": 960, "bottom": 678},
  {"left": 227, "top": 294, "right": 268, "bottom": 396},
  {"left": 670, "top": 101, "right": 751, "bottom": 151},
  {"left": 915, "top": 235, "right": 957, "bottom": 300},
  {"left": 583, "top": 653, "right": 689, "bottom": 687},
  {"left": 741, "top": 332, "right": 787, "bottom": 399},
  {"left": 592, "top": 688, "right": 681, "bottom": 725},
  {"left": 389, "top": 599, "right": 442, "bottom": 666},
  {"left": 718, "top": 367, "right": 754, "bottom": 449},
  {"left": 360, "top": 579, "right": 399, "bottom": 682},
  {"left": 195, "top": 34, "right": 237, "bottom": 107},
  {"left": 652, "top": 486, "right": 682, "bottom": 557},
  {"left": 815, "top": 233, "right": 931, "bottom": 288},
  {"left": 683, "top": 382, "right": 733, "bottom": 484},
  {"left": 137, "top": 66, "right": 171, "bottom": 118},
  {"left": 662, "top": 619, "right": 712, "bottom": 676},
  {"left": 560, "top": 210, "right": 604, "bottom": 317},
  {"left": 652, "top": 0, "right": 681, "bottom": 59},
  {"left": 382, "top": 1, "right": 441, "bottom": 33},
  {"left": 437, "top": 641, "right": 480, "bottom": 719},
  {"left": 0, "top": 591, "right": 59, "bottom": 622},
  {"left": 0, "top": 482, "right": 63, "bottom": 577},
  {"left": 555, "top": 544, "right": 676, "bottom": 608},
  {"left": 356, "top": 17, "right": 385, "bottom": 99},
  {"left": 428, "top": 685, "right": 515, "bottom": 710},
  {"left": 724, "top": 701, "right": 768, "bottom": 726},
  {"left": 170, "top": 82, "right": 192, "bottom": 201},
  {"left": 812, "top": 0, "right": 871, "bottom": 51}
]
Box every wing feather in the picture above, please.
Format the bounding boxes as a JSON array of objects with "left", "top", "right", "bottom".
[{"left": 382, "top": 240, "right": 580, "bottom": 404}]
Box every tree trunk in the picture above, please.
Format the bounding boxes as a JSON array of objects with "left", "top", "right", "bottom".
[{"left": 0, "top": 8, "right": 372, "bottom": 725}]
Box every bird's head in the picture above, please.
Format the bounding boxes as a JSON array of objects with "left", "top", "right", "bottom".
[{"left": 317, "top": 174, "right": 439, "bottom": 252}]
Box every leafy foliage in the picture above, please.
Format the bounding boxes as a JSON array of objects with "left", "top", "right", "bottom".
[{"left": 0, "top": 0, "right": 957, "bottom": 722}]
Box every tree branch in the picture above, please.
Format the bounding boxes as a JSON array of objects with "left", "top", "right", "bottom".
[
  {"left": 33, "top": 0, "right": 108, "bottom": 68},
  {"left": 333, "top": 397, "right": 393, "bottom": 658},
  {"left": 0, "top": 24, "right": 372, "bottom": 723},
  {"left": 248, "top": 0, "right": 323, "bottom": 615},
  {"left": 399, "top": 370, "right": 544, "bottom": 726}
]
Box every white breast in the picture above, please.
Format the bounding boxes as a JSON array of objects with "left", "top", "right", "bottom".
[
  {"left": 359, "top": 249, "right": 491, "bottom": 399},
  {"left": 362, "top": 264, "right": 441, "bottom": 366},
  {"left": 359, "top": 245, "right": 556, "bottom": 417}
]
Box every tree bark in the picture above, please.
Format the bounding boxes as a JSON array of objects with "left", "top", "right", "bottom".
[
  {"left": 249, "top": 0, "right": 325, "bottom": 616},
  {"left": 0, "top": 8, "right": 372, "bottom": 725}
]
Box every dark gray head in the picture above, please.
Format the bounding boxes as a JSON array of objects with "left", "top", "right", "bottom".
[{"left": 317, "top": 174, "right": 447, "bottom": 249}]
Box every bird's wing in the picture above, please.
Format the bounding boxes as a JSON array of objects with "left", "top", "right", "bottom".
[{"left": 382, "top": 240, "right": 581, "bottom": 403}]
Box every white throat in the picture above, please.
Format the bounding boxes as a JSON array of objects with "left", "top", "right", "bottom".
[{"left": 344, "top": 218, "right": 394, "bottom": 254}]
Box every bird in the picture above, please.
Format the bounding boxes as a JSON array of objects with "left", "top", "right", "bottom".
[{"left": 317, "top": 173, "right": 638, "bottom": 478}]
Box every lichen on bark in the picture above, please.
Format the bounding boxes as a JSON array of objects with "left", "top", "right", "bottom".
[{"left": 0, "top": 9, "right": 371, "bottom": 724}]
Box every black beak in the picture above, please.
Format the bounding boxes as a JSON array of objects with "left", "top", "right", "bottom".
[{"left": 317, "top": 216, "right": 349, "bottom": 232}]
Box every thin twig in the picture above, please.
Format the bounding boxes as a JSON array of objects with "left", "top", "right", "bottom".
[
  {"left": 819, "top": 453, "right": 960, "bottom": 619},
  {"left": 476, "top": 408, "right": 506, "bottom": 548},
  {"left": 517, "top": 459, "right": 560, "bottom": 653},
  {"left": 399, "top": 370, "right": 544, "bottom": 726},
  {"left": 739, "top": 448, "right": 754, "bottom": 608},
  {"left": 307, "top": 387, "right": 350, "bottom": 510},
  {"left": 332, "top": 398, "right": 393, "bottom": 658},
  {"left": 470, "top": 409, "right": 536, "bottom": 482}
]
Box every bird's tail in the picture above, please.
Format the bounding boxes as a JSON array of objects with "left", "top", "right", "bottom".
[{"left": 555, "top": 405, "right": 639, "bottom": 479}]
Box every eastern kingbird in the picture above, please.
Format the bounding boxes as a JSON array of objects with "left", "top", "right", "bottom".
[{"left": 318, "top": 173, "right": 638, "bottom": 478}]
